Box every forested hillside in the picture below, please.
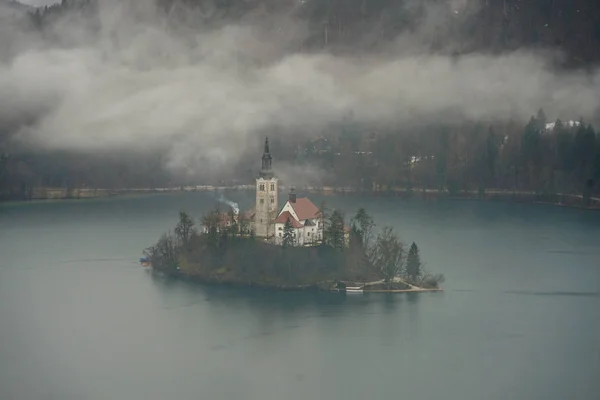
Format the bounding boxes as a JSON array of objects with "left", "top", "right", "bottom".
[
  {"left": 1, "top": 0, "right": 600, "bottom": 201},
  {"left": 297, "top": 112, "right": 600, "bottom": 205},
  {"left": 27, "top": 0, "right": 600, "bottom": 64}
]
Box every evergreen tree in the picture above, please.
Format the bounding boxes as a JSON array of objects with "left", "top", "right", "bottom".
[
  {"left": 405, "top": 242, "right": 422, "bottom": 283},
  {"left": 554, "top": 118, "right": 564, "bottom": 133},
  {"left": 594, "top": 137, "right": 600, "bottom": 183},
  {"left": 0, "top": 153, "right": 7, "bottom": 182},
  {"left": 282, "top": 216, "right": 295, "bottom": 247},
  {"left": 522, "top": 116, "right": 543, "bottom": 188},
  {"left": 436, "top": 128, "right": 450, "bottom": 191},
  {"left": 585, "top": 125, "right": 597, "bottom": 166},
  {"left": 574, "top": 122, "right": 596, "bottom": 189},
  {"left": 326, "top": 210, "right": 345, "bottom": 249},
  {"left": 554, "top": 119, "right": 574, "bottom": 172},
  {"left": 351, "top": 207, "right": 375, "bottom": 248},
  {"left": 574, "top": 121, "right": 589, "bottom": 171},
  {"left": 535, "top": 108, "right": 547, "bottom": 131},
  {"left": 522, "top": 116, "right": 542, "bottom": 163},
  {"left": 485, "top": 126, "right": 499, "bottom": 186}
]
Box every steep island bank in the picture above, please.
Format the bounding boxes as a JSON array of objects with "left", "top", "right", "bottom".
[{"left": 143, "top": 208, "right": 444, "bottom": 294}]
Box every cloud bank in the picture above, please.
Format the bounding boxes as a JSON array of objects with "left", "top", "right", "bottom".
[{"left": 1, "top": 0, "right": 600, "bottom": 181}]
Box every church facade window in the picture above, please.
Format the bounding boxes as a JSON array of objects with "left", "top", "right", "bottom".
[
  {"left": 270, "top": 184, "right": 275, "bottom": 191},
  {"left": 260, "top": 199, "right": 264, "bottom": 204},
  {"left": 259, "top": 184, "right": 265, "bottom": 191}
]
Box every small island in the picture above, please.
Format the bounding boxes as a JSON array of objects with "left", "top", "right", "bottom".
[{"left": 142, "top": 139, "right": 444, "bottom": 293}]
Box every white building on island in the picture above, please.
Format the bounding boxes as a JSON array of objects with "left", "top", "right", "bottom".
[
  {"left": 273, "top": 188, "right": 323, "bottom": 246},
  {"left": 248, "top": 138, "right": 323, "bottom": 246}
]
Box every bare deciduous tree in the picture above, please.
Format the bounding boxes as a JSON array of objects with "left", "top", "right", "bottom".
[
  {"left": 372, "top": 226, "right": 404, "bottom": 285},
  {"left": 175, "top": 211, "right": 196, "bottom": 246}
]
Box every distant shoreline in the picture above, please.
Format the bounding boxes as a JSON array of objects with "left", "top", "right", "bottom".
[{"left": 2, "top": 185, "right": 600, "bottom": 210}]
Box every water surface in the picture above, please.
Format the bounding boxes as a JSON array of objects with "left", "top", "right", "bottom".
[{"left": 1, "top": 192, "right": 599, "bottom": 400}]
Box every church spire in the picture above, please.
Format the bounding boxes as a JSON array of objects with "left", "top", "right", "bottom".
[{"left": 260, "top": 137, "right": 273, "bottom": 177}]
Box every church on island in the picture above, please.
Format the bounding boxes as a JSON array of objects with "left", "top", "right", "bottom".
[{"left": 248, "top": 138, "right": 323, "bottom": 246}]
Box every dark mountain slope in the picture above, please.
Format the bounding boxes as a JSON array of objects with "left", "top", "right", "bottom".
[{"left": 30, "top": 0, "right": 600, "bottom": 65}]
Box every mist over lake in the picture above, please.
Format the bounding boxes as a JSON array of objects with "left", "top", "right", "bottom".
[{"left": 1, "top": 192, "right": 599, "bottom": 400}]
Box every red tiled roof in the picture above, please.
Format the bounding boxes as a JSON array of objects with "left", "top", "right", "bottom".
[
  {"left": 218, "top": 213, "right": 234, "bottom": 226},
  {"left": 289, "top": 197, "right": 320, "bottom": 221},
  {"left": 274, "top": 211, "right": 303, "bottom": 228}
]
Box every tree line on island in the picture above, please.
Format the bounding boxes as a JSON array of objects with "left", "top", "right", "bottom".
[{"left": 144, "top": 205, "right": 444, "bottom": 291}]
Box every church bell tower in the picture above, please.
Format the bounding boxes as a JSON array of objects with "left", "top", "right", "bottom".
[{"left": 255, "top": 137, "right": 278, "bottom": 238}]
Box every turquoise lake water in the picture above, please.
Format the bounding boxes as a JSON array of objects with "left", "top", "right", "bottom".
[{"left": 1, "top": 191, "right": 599, "bottom": 400}]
